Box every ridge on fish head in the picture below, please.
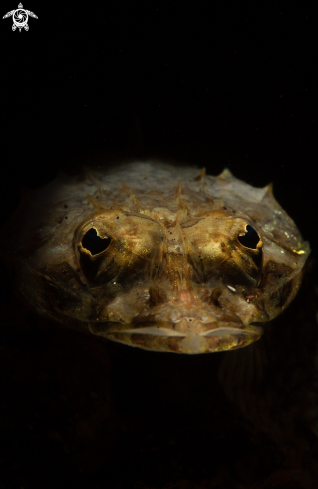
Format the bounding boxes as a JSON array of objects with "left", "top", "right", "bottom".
[{"left": 0, "top": 162, "right": 310, "bottom": 353}]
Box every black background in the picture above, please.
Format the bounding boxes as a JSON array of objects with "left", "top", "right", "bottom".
[
  {"left": 1, "top": 3, "right": 317, "bottom": 246},
  {"left": 1, "top": 3, "right": 318, "bottom": 489}
]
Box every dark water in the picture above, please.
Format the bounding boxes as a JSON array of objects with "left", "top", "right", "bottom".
[{"left": 1, "top": 5, "right": 317, "bottom": 488}]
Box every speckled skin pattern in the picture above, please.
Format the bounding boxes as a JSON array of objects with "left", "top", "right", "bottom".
[{"left": 0, "top": 161, "right": 310, "bottom": 353}]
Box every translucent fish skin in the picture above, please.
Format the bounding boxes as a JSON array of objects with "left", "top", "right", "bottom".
[{"left": 0, "top": 162, "right": 310, "bottom": 353}]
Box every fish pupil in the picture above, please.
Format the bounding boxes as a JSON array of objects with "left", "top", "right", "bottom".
[
  {"left": 82, "top": 228, "right": 111, "bottom": 255},
  {"left": 238, "top": 225, "right": 259, "bottom": 249}
]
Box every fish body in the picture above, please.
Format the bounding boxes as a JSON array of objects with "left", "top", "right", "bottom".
[{"left": 0, "top": 161, "right": 310, "bottom": 353}]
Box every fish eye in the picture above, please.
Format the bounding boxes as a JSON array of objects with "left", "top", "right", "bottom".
[
  {"left": 82, "top": 228, "right": 111, "bottom": 255},
  {"left": 238, "top": 225, "right": 260, "bottom": 249}
]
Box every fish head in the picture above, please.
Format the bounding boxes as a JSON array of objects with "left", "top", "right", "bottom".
[{"left": 2, "top": 163, "right": 309, "bottom": 354}]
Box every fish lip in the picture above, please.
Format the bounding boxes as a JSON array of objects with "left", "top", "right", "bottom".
[
  {"left": 87, "top": 320, "right": 263, "bottom": 353},
  {"left": 105, "top": 322, "right": 263, "bottom": 336},
  {"left": 89, "top": 320, "right": 263, "bottom": 339}
]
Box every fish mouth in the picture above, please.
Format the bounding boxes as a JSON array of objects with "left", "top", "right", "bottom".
[{"left": 88, "top": 319, "right": 263, "bottom": 354}]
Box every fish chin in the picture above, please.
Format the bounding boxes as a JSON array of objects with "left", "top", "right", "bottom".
[{"left": 88, "top": 319, "right": 263, "bottom": 354}]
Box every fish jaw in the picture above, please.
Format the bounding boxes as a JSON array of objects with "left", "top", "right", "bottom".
[{"left": 86, "top": 292, "right": 264, "bottom": 354}]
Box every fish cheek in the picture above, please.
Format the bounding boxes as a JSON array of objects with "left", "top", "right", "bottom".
[{"left": 258, "top": 260, "right": 303, "bottom": 320}]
